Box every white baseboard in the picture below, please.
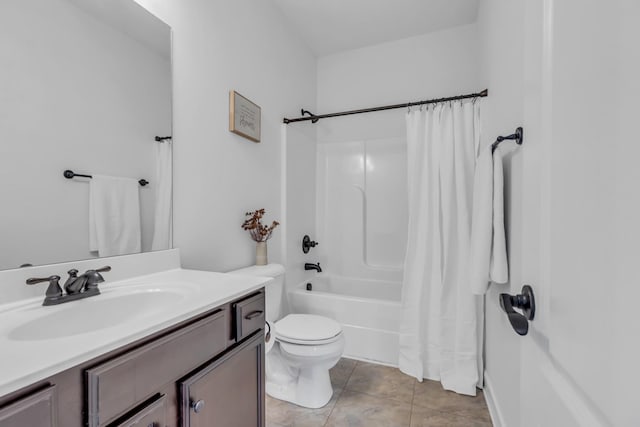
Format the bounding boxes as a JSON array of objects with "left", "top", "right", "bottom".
[{"left": 483, "top": 371, "right": 505, "bottom": 427}]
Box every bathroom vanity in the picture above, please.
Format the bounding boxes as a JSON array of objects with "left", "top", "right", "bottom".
[{"left": 0, "top": 253, "right": 268, "bottom": 427}]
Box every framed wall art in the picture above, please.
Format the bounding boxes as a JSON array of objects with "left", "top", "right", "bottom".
[{"left": 229, "top": 90, "right": 261, "bottom": 142}]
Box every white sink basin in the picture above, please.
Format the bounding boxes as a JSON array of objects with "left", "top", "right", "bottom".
[{"left": 8, "top": 287, "right": 189, "bottom": 341}]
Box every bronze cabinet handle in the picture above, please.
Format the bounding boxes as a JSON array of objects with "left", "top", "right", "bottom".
[{"left": 244, "top": 310, "right": 264, "bottom": 320}]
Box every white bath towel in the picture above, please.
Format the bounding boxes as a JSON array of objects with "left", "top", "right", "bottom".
[
  {"left": 490, "top": 145, "right": 509, "bottom": 283},
  {"left": 89, "top": 175, "right": 141, "bottom": 257},
  {"left": 469, "top": 144, "right": 511, "bottom": 294}
]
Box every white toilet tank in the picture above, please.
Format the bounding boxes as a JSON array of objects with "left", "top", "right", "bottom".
[{"left": 227, "top": 263, "right": 285, "bottom": 322}]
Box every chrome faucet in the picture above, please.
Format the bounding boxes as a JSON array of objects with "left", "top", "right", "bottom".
[
  {"left": 26, "top": 266, "right": 111, "bottom": 306},
  {"left": 304, "top": 262, "right": 322, "bottom": 273}
]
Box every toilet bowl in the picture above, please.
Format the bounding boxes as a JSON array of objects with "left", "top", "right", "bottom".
[{"left": 228, "top": 264, "right": 344, "bottom": 408}]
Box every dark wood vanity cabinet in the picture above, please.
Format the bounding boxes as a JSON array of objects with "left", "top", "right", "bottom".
[
  {"left": 0, "top": 289, "right": 265, "bottom": 427},
  {"left": 0, "top": 386, "right": 57, "bottom": 427},
  {"left": 86, "top": 308, "right": 229, "bottom": 426}
]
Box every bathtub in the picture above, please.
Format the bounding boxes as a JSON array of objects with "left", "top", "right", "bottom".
[{"left": 288, "top": 275, "right": 401, "bottom": 366}]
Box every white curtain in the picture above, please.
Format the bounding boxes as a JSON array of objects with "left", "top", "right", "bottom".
[
  {"left": 399, "top": 100, "right": 484, "bottom": 396},
  {"left": 151, "top": 139, "right": 173, "bottom": 250}
]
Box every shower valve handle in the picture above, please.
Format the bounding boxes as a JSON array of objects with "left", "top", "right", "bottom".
[{"left": 302, "top": 235, "right": 319, "bottom": 253}]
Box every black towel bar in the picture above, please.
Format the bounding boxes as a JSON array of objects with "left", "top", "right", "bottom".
[{"left": 63, "top": 170, "right": 148, "bottom": 186}]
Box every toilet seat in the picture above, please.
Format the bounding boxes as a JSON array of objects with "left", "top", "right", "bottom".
[
  {"left": 278, "top": 333, "right": 345, "bottom": 358},
  {"left": 275, "top": 314, "right": 342, "bottom": 345}
]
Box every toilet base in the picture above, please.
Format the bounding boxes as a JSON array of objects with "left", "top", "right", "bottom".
[
  {"left": 265, "top": 340, "right": 341, "bottom": 408},
  {"left": 267, "top": 365, "right": 334, "bottom": 408}
]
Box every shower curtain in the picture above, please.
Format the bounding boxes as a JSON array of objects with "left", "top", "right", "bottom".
[
  {"left": 399, "top": 100, "right": 484, "bottom": 396},
  {"left": 151, "top": 139, "right": 172, "bottom": 250}
]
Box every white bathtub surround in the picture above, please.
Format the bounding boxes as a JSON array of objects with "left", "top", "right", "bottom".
[
  {"left": 316, "top": 139, "right": 407, "bottom": 281},
  {"left": 399, "top": 100, "right": 483, "bottom": 396},
  {"left": 289, "top": 276, "right": 401, "bottom": 365},
  {"left": 0, "top": 249, "right": 270, "bottom": 396},
  {"left": 151, "top": 139, "right": 173, "bottom": 251}
]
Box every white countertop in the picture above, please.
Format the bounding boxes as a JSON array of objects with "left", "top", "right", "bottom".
[{"left": 0, "top": 268, "right": 270, "bottom": 397}]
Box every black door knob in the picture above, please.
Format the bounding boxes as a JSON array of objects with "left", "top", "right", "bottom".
[{"left": 499, "top": 285, "right": 535, "bottom": 336}]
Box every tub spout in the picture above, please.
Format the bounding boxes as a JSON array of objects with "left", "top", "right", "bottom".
[{"left": 305, "top": 262, "right": 322, "bottom": 272}]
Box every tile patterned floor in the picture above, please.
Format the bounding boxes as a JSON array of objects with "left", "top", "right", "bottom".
[{"left": 266, "top": 358, "right": 493, "bottom": 427}]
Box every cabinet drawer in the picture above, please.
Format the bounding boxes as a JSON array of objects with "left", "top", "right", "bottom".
[
  {"left": 112, "top": 394, "right": 166, "bottom": 427},
  {"left": 0, "top": 385, "right": 57, "bottom": 427},
  {"left": 86, "top": 309, "right": 227, "bottom": 427},
  {"left": 233, "top": 292, "right": 265, "bottom": 342}
]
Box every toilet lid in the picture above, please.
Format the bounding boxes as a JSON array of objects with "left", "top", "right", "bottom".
[{"left": 275, "top": 314, "right": 342, "bottom": 342}]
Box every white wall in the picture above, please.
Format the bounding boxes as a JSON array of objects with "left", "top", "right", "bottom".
[
  {"left": 315, "top": 25, "right": 482, "bottom": 282},
  {"left": 316, "top": 24, "right": 482, "bottom": 143},
  {"left": 133, "top": 0, "right": 317, "bottom": 272},
  {"left": 0, "top": 0, "right": 171, "bottom": 270},
  {"left": 476, "top": 1, "right": 525, "bottom": 425}
]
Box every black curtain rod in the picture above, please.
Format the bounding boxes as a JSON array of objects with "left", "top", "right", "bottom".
[
  {"left": 283, "top": 89, "right": 488, "bottom": 124},
  {"left": 155, "top": 136, "right": 172, "bottom": 142},
  {"left": 63, "top": 170, "right": 149, "bottom": 187}
]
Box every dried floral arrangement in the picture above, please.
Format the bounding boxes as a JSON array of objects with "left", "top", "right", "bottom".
[{"left": 241, "top": 209, "right": 280, "bottom": 242}]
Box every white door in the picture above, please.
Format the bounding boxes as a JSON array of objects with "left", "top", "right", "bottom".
[{"left": 519, "top": 1, "right": 640, "bottom": 426}]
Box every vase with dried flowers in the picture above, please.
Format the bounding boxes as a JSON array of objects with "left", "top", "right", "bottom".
[{"left": 241, "top": 209, "right": 279, "bottom": 266}]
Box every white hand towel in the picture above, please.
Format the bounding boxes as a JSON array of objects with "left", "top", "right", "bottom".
[
  {"left": 89, "top": 175, "right": 141, "bottom": 257},
  {"left": 469, "top": 144, "right": 511, "bottom": 294},
  {"left": 151, "top": 141, "right": 172, "bottom": 250},
  {"left": 490, "top": 145, "right": 510, "bottom": 283},
  {"left": 470, "top": 146, "right": 493, "bottom": 294}
]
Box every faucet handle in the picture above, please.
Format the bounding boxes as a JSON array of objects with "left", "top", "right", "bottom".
[
  {"left": 26, "top": 275, "right": 63, "bottom": 299},
  {"left": 83, "top": 266, "right": 110, "bottom": 291},
  {"left": 26, "top": 275, "right": 61, "bottom": 285}
]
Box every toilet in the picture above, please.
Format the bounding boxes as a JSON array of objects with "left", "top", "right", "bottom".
[{"left": 229, "top": 264, "right": 344, "bottom": 408}]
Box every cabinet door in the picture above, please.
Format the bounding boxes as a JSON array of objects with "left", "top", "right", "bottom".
[
  {"left": 180, "top": 332, "right": 264, "bottom": 427},
  {"left": 0, "top": 385, "right": 57, "bottom": 427},
  {"left": 114, "top": 394, "right": 166, "bottom": 427}
]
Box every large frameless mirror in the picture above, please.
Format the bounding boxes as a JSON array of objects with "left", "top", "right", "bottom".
[{"left": 0, "top": 0, "right": 172, "bottom": 271}]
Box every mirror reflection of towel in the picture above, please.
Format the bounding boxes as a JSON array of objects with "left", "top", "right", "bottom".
[{"left": 89, "top": 175, "right": 141, "bottom": 257}]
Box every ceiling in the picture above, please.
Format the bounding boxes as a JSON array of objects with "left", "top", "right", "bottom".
[
  {"left": 273, "top": 0, "right": 479, "bottom": 57},
  {"left": 69, "top": 0, "right": 171, "bottom": 59}
]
